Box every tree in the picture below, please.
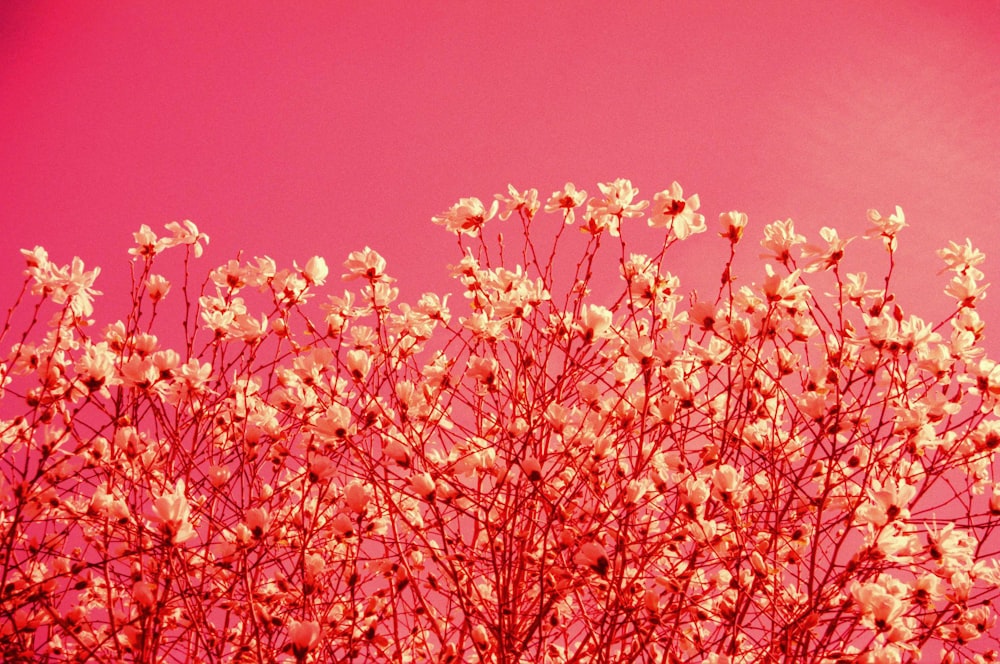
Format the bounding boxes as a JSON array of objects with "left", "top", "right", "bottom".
[{"left": 1, "top": 180, "right": 998, "bottom": 663}]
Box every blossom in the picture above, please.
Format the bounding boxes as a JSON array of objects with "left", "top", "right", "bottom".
[
  {"left": 162, "top": 219, "right": 209, "bottom": 257},
  {"left": 583, "top": 178, "right": 648, "bottom": 236},
  {"left": 129, "top": 224, "right": 161, "bottom": 258},
  {"left": 288, "top": 620, "right": 322, "bottom": 660},
  {"left": 544, "top": 182, "right": 587, "bottom": 224},
  {"left": 466, "top": 355, "right": 499, "bottom": 388},
  {"left": 719, "top": 210, "right": 748, "bottom": 243},
  {"left": 496, "top": 184, "right": 540, "bottom": 220},
  {"left": 150, "top": 479, "right": 196, "bottom": 545},
  {"left": 801, "top": 227, "right": 853, "bottom": 272},
  {"left": 944, "top": 272, "right": 988, "bottom": 308},
  {"left": 410, "top": 472, "right": 436, "bottom": 500},
  {"left": 74, "top": 341, "right": 118, "bottom": 395},
  {"left": 937, "top": 238, "right": 985, "bottom": 277},
  {"left": 297, "top": 255, "right": 329, "bottom": 285},
  {"left": 574, "top": 541, "right": 610, "bottom": 576},
  {"left": 471, "top": 624, "right": 492, "bottom": 651},
  {"left": 145, "top": 274, "right": 171, "bottom": 302},
  {"left": 576, "top": 304, "right": 613, "bottom": 342},
  {"left": 711, "top": 464, "right": 749, "bottom": 508},
  {"left": 759, "top": 218, "right": 805, "bottom": 263},
  {"left": 760, "top": 264, "right": 809, "bottom": 305},
  {"left": 344, "top": 480, "right": 372, "bottom": 514},
  {"left": 314, "top": 403, "right": 355, "bottom": 441},
  {"left": 925, "top": 522, "right": 976, "bottom": 573},
  {"left": 21, "top": 245, "right": 49, "bottom": 269},
  {"left": 342, "top": 246, "right": 390, "bottom": 282},
  {"left": 856, "top": 478, "right": 916, "bottom": 527},
  {"left": 852, "top": 577, "right": 910, "bottom": 633},
  {"left": 5, "top": 181, "right": 1000, "bottom": 662},
  {"left": 648, "top": 181, "right": 705, "bottom": 240},
  {"left": 133, "top": 581, "right": 157, "bottom": 608},
  {"left": 431, "top": 196, "right": 499, "bottom": 236},
  {"left": 865, "top": 205, "right": 906, "bottom": 251}
]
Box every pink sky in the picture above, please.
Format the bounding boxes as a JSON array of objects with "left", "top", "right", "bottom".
[{"left": 2, "top": 1, "right": 999, "bottom": 334}]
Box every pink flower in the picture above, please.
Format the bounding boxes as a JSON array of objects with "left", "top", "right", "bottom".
[
  {"left": 346, "top": 349, "right": 371, "bottom": 380},
  {"left": 74, "top": 342, "right": 118, "bottom": 395},
  {"left": 466, "top": 355, "right": 499, "bottom": 388},
  {"left": 288, "top": 620, "right": 322, "bottom": 660},
  {"left": 471, "top": 624, "right": 492, "bottom": 651},
  {"left": 857, "top": 478, "right": 916, "bottom": 527},
  {"left": 719, "top": 210, "right": 748, "bottom": 243},
  {"left": 297, "top": 255, "right": 329, "bottom": 285},
  {"left": 583, "top": 178, "right": 648, "bottom": 236},
  {"left": 496, "top": 184, "right": 540, "bottom": 220},
  {"left": 544, "top": 182, "right": 587, "bottom": 224},
  {"left": 162, "top": 220, "right": 209, "bottom": 257},
  {"left": 410, "top": 472, "right": 436, "bottom": 500},
  {"left": 801, "top": 226, "right": 853, "bottom": 272},
  {"left": 574, "top": 541, "right": 610, "bottom": 576},
  {"left": 344, "top": 480, "right": 371, "bottom": 514},
  {"left": 150, "top": 480, "right": 196, "bottom": 545},
  {"left": 129, "top": 224, "right": 161, "bottom": 258},
  {"left": 711, "top": 464, "right": 748, "bottom": 507},
  {"left": 244, "top": 507, "right": 270, "bottom": 539},
  {"left": 145, "top": 274, "right": 171, "bottom": 302},
  {"left": 342, "top": 246, "right": 390, "bottom": 282},
  {"left": 208, "top": 465, "right": 231, "bottom": 488},
  {"left": 865, "top": 205, "right": 906, "bottom": 251},
  {"left": 576, "top": 304, "right": 613, "bottom": 342},
  {"left": 944, "top": 272, "right": 988, "bottom": 308},
  {"left": 648, "top": 181, "right": 705, "bottom": 240},
  {"left": 937, "top": 238, "right": 985, "bottom": 276},
  {"left": 133, "top": 581, "right": 156, "bottom": 609},
  {"left": 21, "top": 245, "right": 49, "bottom": 269},
  {"left": 759, "top": 218, "right": 805, "bottom": 263},
  {"left": 431, "top": 196, "right": 499, "bottom": 237},
  {"left": 852, "top": 578, "right": 909, "bottom": 633}
]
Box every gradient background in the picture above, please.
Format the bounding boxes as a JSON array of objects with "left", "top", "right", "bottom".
[{"left": 2, "top": 1, "right": 1000, "bottom": 334}]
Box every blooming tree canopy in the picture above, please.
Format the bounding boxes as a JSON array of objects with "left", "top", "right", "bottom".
[{"left": 1, "top": 180, "right": 998, "bottom": 663}]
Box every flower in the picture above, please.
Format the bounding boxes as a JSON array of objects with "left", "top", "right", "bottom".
[
  {"left": 21, "top": 245, "right": 49, "bottom": 269},
  {"left": 944, "top": 272, "right": 988, "bottom": 308},
  {"left": 544, "top": 182, "right": 587, "bottom": 224},
  {"left": 759, "top": 218, "right": 805, "bottom": 263},
  {"left": 410, "top": 472, "right": 436, "bottom": 500},
  {"left": 344, "top": 480, "right": 372, "bottom": 514},
  {"left": 852, "top": 577, "right": 910, "bottom": 633},
  {"left": 937, "top": 238, "right": 985, "bottom": 277},
  {"left": 162, "top": 220, "right": 209, "bottom": 257},
  {"left": 432, "top": 197, "right": 499, "bottom": 237},
  {"left": 129, "top": 224, "right": 161, "bottom": 258},
  {"left": 575, "top": 541, "right": 610, "bottom": 576},
  {"left": 648, "top": 181, "right": 705, "bottom": 240},
  {"left": 145, "top": 274, "right": 171, "bottom": 302},
  {"left": 719, "top": 210, "right": 748, "bottom": 243},
  {"left": 288, "top": 620, "right": 322, "bottom": 660},
  {"left": 150, "top": 480, "right": 196, "bottom": 545},
  {"left": 865, "top": 205, "right": 907, "bottom": 251},
  {"left": 496, "top": 184, "right": 540, "bottom": 220},
  {"left": 582, "top": 178, "right": 648, "bottom": 236},
  {"left": 576, "top": 304, "right": 614, "bottom": 342},
  {"left": 801, "top": 227, "right": 853, "bottom": 272},
  {"left": 466, "top": 355, "right": 499, "bottom": 388},
  {"left": 297, "top": 255, "right": 329, "bottom": 285},
  {"left": 342, "top": 247, "right": 390, "bottom": 282}
]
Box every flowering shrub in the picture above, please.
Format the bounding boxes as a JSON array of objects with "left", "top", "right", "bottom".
[{"left": 1, "top": 180, "right": 999, "bottom": 663}]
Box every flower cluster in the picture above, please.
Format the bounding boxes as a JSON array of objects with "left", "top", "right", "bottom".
[{"left": 1, "top": 185, "right": 998, "bottom": 664}]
